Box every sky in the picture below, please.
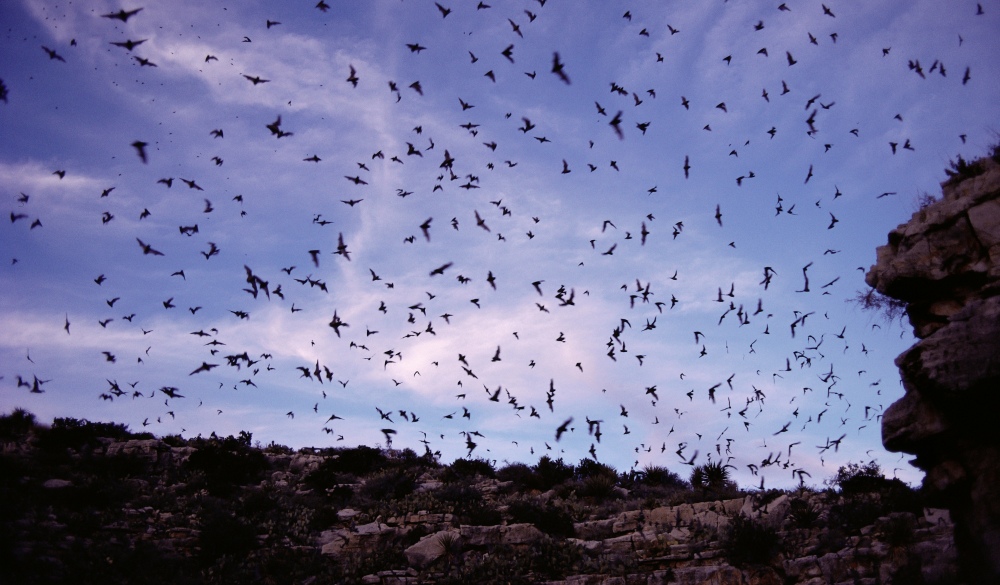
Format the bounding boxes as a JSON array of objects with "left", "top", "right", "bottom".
[{"left": 1, "top": 0, "right": 998, "bottom": 490}]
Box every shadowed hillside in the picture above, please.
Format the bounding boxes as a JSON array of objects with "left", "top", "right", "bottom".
[{"left": 1, "top": 409, "right": 959, "bottom": 584}]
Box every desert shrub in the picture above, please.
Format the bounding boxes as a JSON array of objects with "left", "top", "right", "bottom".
[
  {"left": 533, "top": 455, "right": 575, "bottom": 490},
  {"left": 722, "top": 513, "right": 781, "bottom": 566},
  {"left": 442, "top": 456, "right": 495, "bottom": 481},
  {"left": 944, "top": 153, "right": 988, "bottom": 185},
  {"left": 303, "top": 445, "right": 414, "bottom": 493},
  {"left": 161, "top": 433, "right": 187, "bottom": 447},
  {"left": 433, "top": 483, "right": 502, "bottom": 525},
  {"left": 577, "top": 474, "right": 622, "bottom": 502},
  {"left": 828, "top": 461, "right": 922, "bottom": 532},
  {"left": 323, "top": 445, "right": 387, "bottom": 476},
  {"left": 385, "top": 447, "right": 439, "bottom": 473},
  {"left": 637, "top": 464, "right": 687, "bottom": 488},
  {"left": 507, "top": 498, "right": 575, "bottom": 538},
  {"left": 184, "top": 433, "right": 269, "bottom": 495},
  {"left": 915, "top": 191, "right": 938, "bottom": 211},
  {"left": 357, "top": 468, "right": 416, "bottom": 502},
  {"left": 303, "top": 462, "right": 358, "bottom": 492},
  {"left": 496, "top": 461, "right": 536, "bottom": 489},
  {"left": 0, "top": 408, "right": 36, "bottom": 440},
  {"left": 690, "top": 460, "right": 737, "bottom": 494},
  {"left": 832, "top": 461, "right": 887, "bottom": 496},
  {"left": 574, "top": 458, "right": 616, "bottom": 480},
  {"left": 787, "top": 497, "right": 821, "bottom": 529},
  {"left": 262, "top": 441, "right": 293, "bottom": 455},
  {"left": 834, "top": 462, "right": 920, "bottom": 503},
  {"left": 35, "top": 417, "right": 135, "bottom": 455}
]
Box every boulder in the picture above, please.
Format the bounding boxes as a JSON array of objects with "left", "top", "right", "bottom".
[{"left": 404, "top": 530, "right": 459, "bottom": 569}]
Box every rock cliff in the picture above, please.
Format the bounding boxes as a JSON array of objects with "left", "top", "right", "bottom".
[{"left": 866, "top": 153, "right": 1000, "bottom": 585}]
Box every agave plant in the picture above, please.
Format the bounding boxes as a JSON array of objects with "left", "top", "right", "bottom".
[{"left": 690, "top": 460, "right": 733, "bottom": 493}]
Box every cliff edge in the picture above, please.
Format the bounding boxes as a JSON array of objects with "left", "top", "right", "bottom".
[{"left": 866, "top": 153, "right": 1000, "bottom": 585}]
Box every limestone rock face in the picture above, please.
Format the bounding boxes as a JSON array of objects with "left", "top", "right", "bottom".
[
  {"left": 866, "top": 155, "right": 1000, "bottom": 585},
  {"left": 404, "top": 530, "right": 459, "bottom": 569}
]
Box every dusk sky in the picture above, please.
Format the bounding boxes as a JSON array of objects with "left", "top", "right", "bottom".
[{"left": 2, "top": 0, "right": 998, "bottom": 489}]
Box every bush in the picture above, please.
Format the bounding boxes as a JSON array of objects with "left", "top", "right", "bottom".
[
  {"left": 637, "top": 464, "right": 687, "bottom": 488},
  {"left": 574, "top": 458, "right": 616, "bottom": 480},
  {"left": 944, "top": 153, "right": 988, "bottom": 185},
  {"left": 533, "top": 456, "right": 575, "bottom": 491},
  {"left": 827, "top": 461, "right": 922, "bottom": 533},
  {"left": 442, "top": 457, "right": 495, "bottom": 481},
  {"left": 263, "top": 441, "right": 293, "bottom": 455},
  {"left": 387, "top": 447, "right": 439, "bottom": 473},
  {"left": 0, "top": 408, "right": 36, "bottom": 440},
  {"left": 787, "top": 497, "right": 820, "bottom": 529},
  {"left": 831, "top": 461, "right": 921, "bottom": 508},
  {"left": 304, "top": 445, "right": 394, "bottom": 491},
  {"left": 831, "top": 461, "right": 888, "bottom": 496},
  {"left": 433, "top": 483, "right": 502, "bottom": 525},
  {"left": 36, "top": 417, "right": 135, "bottom": 455},
  {"left": 329, "top": 445, "right": 388, "bottom": 475},
  {"left": 497, "top": 462, "right": 536, "bottom": 489},
  {"left": 358, "top": 469, "right": 416, "bottom": 502},
  {"left": 577, "top": 474, "right": 621, "bottom": 502},
  {"left": 722, "top": 513, "right": 781, "bottom": 566},
  {"left": 507, "top": 498, "right": 575, "bottom": 538},
  {"left": 185, "top": 433, "right": 269, "bottom": 495}
]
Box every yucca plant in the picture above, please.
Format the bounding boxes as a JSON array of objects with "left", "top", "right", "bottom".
[{"left": 690, "top": 460, "right": 734, "bottom": 493}]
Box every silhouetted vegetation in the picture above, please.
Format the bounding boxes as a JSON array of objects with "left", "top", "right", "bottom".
[
  {"left": 722, "top": 513, "right": 782, "bottom": 566},
  {"left": 850, "top": 287, "right": 908, "bottom": 325},
  {"left": 442, "top": 456, "right": 496, "bottom": 482},
  {"left": 827, "top": 461, "right": 923, "bottom": 533},
  {"left": 184, "top": 432, "right": 269, "bottom": 496},
  {"left": 507, "top": 498, "right": 576, "bottom": 538},
  {"left": 0, "top": 410, "right": 944, "bottom": 584},
  {"left": 943, "top": 140, "right": 1000, "bottom": 186},
  {"left": 0, "top": 407, "right": 36, "bottom": 440}
]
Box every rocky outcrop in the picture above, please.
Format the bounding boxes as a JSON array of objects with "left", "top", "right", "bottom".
[
  {"left": 867, "top": 154, "right": 1000, "bottom": 585},
  {"left": 0, "top": 424, "right": 963, "bottom": 584},
  {"left": 311, "top": 487, "right": 957, "bottom": 585}
]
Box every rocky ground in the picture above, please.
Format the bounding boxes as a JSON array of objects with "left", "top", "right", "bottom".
[{"left": 0, "top": 410, "right": 960, "bottom": 585}]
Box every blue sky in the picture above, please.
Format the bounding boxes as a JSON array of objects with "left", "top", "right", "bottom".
[{"left": 2, "top": 0, "right": 998, "bottom": 489}]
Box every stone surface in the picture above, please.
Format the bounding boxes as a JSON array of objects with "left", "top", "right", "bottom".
[
  {"left": 404, "top": 530, "right": 458, "bottom": 569},
  {"left": 866, "top": 154, "right": 1000, "bottom": 585}
]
